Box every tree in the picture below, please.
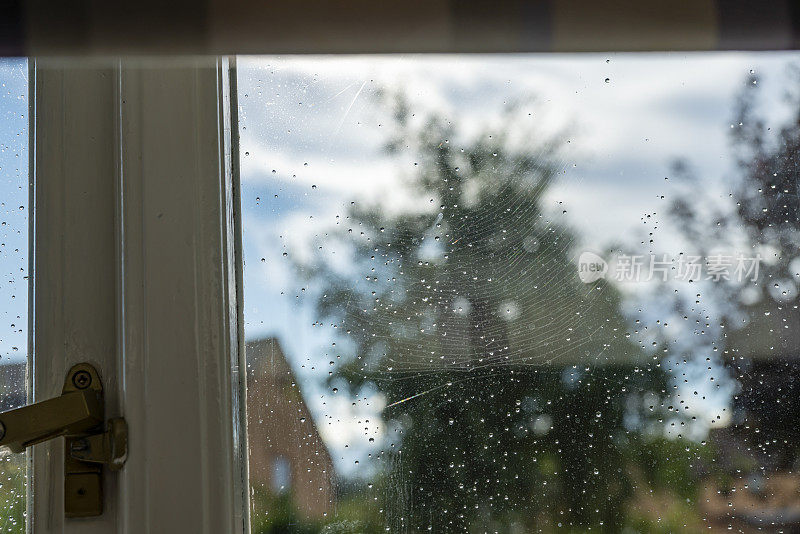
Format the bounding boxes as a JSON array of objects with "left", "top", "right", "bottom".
[
  {"left": 303, "top": 94, "right": 674, "bottom": 532},
  {"left": 667, "top": 69, "right": 800, "bottom": 468}
]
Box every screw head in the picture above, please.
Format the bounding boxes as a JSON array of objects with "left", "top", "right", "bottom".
[{"left": 72, "top": 370, "right": 92, "bottom": 389}]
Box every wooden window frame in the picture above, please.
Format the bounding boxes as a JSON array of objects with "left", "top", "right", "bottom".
[{"left": 28, "top": 57, "right": 249, "bottom": 533}]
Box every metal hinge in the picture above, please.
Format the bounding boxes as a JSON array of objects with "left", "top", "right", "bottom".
[{"left": 0, "top": 363, "right": 127, "bottom": 517}]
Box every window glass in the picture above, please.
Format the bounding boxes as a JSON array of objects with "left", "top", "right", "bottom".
[
  {"left": 0, "top": 58, "right": 28, "bottom": 533},
  {"left": 239, "top": 53, "right": 800, "bottom": 533}
]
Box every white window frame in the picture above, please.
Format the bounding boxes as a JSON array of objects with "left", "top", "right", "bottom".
[{"left": 28, "top": 57, "right": 249, "bottom": 533}]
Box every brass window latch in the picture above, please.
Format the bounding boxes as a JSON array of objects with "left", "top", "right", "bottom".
[{"left": 0, "top": 363, "right": 127, "bottom": 518}]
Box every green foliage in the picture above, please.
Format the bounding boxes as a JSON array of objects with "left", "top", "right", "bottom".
[
  {"left": 630, "top": 437, "right": 712, "bottom": 502},
  {"left": 624, "top": 499, "right": 705, "bottom": 534},
  {"left": 250, "top": 489, "right": 319, "bottom": 534},
  {"left": 0, "top": 455, "right": 25, "bottom": 533},
  {"left": 250, "top": 485, "right": 384, "bottom": 534},
  {"left": 327, "top": 486, "right": 383, "bottom": 534},
  {"left": 318, "top": 520, "right": 376, "bottom": 534}
]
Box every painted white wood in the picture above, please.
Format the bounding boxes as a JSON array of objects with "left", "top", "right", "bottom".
[
  {"left": 29, "top": 58, "right": 249, "bottom": 533},
  {"left": 30, "top": 61, "right": 122, "bottom": 533}
]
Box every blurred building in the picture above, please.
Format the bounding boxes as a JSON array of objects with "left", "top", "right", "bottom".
[{"left": 246, "top": 338, "right": 335, "bottom": 519}]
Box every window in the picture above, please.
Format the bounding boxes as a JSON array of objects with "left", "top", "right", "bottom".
[
  {"left": 239, "top": 54, "right": 800, "bottom": 532},
  {"left": 2, "top": 23, "right": 798, "bottom": 534},
  {"left": 0, "top": 58, "right": 27, "bottom": 534}
]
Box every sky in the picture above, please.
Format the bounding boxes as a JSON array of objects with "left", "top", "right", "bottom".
[{"left": 0, "top": 52, "right": 797, "bottom": 476}]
